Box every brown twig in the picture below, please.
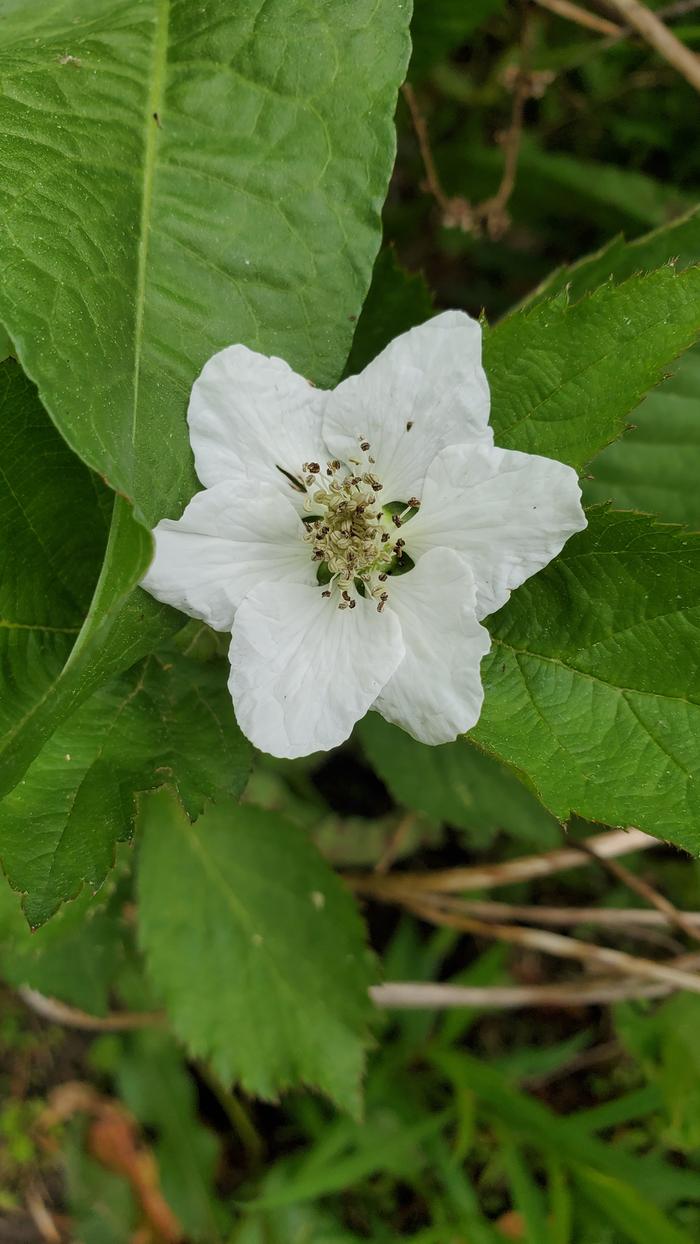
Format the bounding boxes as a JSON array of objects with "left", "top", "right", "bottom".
[
  {"left": 601, "top": 0, "right": 700, "bottom": 90},
  {"left": 534, "top": 0, "right": 623, "bottom": 34},
  {"left": 404, "top": 898, "right": 700, "bottom": 994},
  {"left": 25, "top": 1186, "right": 62, "bottom": 1244},
  {"left": 401, "top": 82, "right": 475, "bottom": 230},
  {"left": 347, "top": 827, "right": 659, "bottom": 898},
  {"left": 413, "top": 896, "right": 700, "bottom": 931},
  {"left": 371, "top": 951, "right": 700, "bottom": 1009},
  {"left": 572, "top": 835, "right": 700, "bottom": 944},
  {"left": 19, "top": 987, "right": 164, "bottom": 1031},
  {"left": 375, "top": 812, "right": 417, "bottom": 874}
]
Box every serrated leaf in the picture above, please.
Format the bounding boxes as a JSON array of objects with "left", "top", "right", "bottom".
[
  {"left": 0, "top": 0, "right": 411, "bottom": 526},
  {"left": 357, "top": 714, "right": 560, "bottom": 848},
  {"left": 528, "top": 205, "right": 700, "bottom": 309},
  {"left": 484, "top": 266, "right": 700, "bottom": 470},
  {"left": 585, "top": 343, "right": 700, "bottom": 527},
  {"left": 137, "top": 789, "right": 375, "bottom": 1114},
  {"left": 344, "top": 248, "right": 434, "bottom": 377},
  {"left": 471, "top": 506, "right": 700, "bottom": 850},
  {"left": 0, "top": 653, "right": 250, "bottom": 926}
]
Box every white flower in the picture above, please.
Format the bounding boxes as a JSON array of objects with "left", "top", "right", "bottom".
[{"left": 141, "top": 311, "right": 586, "bottom": 758}]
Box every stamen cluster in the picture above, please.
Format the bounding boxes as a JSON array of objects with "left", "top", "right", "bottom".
[{"left": 299, "top": 440, "right": 409, "bottom": 611}]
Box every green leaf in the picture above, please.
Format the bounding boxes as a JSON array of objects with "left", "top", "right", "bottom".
[
  {"left": 358, "top": 714, "right": 560, "bottom": 847},
  {"left": 410, "top": 0, "right": 504, "bottom": 78},
  {"left": 0, "top": 877, "right": 121, "bottom": 1014},
  {"left": 0, "top": 0, "right": 411, "bottom": 526},
  {"left": 344, "top": 249, "right": 434, "bottom": 377},
  {"left": 473, "top": 506, "right": 700, "bottom": 850},
  {"left": 0, "top": 2, "right": 411, "bottom": 792},
  {"left": 573, "top": 1166, "right": 694, "bottom": 1244},
  {"left": 0, "top": 652, "right": 250, "bottom": 926},
  {"left": 585, "top": 343, "right": 700, "bottom": 527},
  {"left": 484, "top": 266, "right": 700, "bottom": 470},
  {"left": 137, "top": 789, "right": 375, "bottom": 1113},
  {"left": 116, "top": 1031, "right": 224, "bottom": 1241},
  {"left": 529, "top": 205, "right": 700, "bottom": 309}
]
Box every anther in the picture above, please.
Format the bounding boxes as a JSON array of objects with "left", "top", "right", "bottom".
[
  {"left": 322, "top": 590, "right": 331, "bottom": 597},
  {"left": 307, "top": 462, "right": 320, "bottom": 474},
  {"left": 378, "top": 573, "right": 387, "bottom": 582},
  {"left": 392, "top": 514, "right": 402, "bottom": 528},
  {"left": 360, "top": 440, "right": 370, "bottom": 452},
  {"left": 349, "top": 599, "right": 356, "bottom": 609},
  {"left": 407, "top": 497, "right": 420, "bottom": 508}
]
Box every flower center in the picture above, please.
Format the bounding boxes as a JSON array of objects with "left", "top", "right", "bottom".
[{"left": 292, "top": 440, "right": 418, "bottom": 611}]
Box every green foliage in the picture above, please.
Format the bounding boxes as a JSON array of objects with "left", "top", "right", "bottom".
[
  {"left": 484, "top": 266, "right": 700, "bottom": 469},
  {"left": 358, "top": 714, "right": 560, "bottom": 847},
  {"left": 137, "top": 789, "right": 375, "bottom": 1114},
  {"left": 0, "top": 0, "right": 411, "bottom": 526},
  {"left": 473, "top": 506, "right": 700, "bottom": 847},
  {"left": 0, "top": 652, "right": 250, "bottom": 926}
]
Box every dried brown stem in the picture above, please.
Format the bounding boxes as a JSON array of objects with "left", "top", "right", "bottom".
[
  {"left": 404, "top": 898, "right": 700, "bottom": 994},
  {"left": 19, "top": 986, "right": 164, "bottom": 1032},
  {"left": 372, "top": 953, "right": 700, "bottom": 1010},
  {"left": 534, "top": 0, "right": 623, "bottom": 34},
  {"left": 347, "top": 827, "right": 658, "bottom": 898},
  {"left": 572, "top": 835, "right": 700, "bottom": 943},
  {"left": 401, "top": 82, "right": 475, "bottom": 230},
  {"left": 602, "top": 0, "right": 700, "bottom": 90},
  {"left": 419, "top": 897, "right": 700, "bottom": 931},
  {"left": 375, "top": 812, "right": 417, "bottom": 874}
]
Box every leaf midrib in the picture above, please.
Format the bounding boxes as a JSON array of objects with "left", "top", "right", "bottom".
[{"left": 131, "top": 0, "right": 170, "bottom": 451}]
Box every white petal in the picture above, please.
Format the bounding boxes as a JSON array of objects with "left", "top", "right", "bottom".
[
  {"left": 188, "top": 344, "right": 325, "bottom": 499},
  {"left": 229, "top": 584, "right": 404, "bottom": 758},
  {"left": 141, "top": 481, "right": 313, "bottom": 631},
  {"left": 375, "top": 548, "right": 491, "bottom": 744},
  {"left": 323, "top": 311, "right": 491, "bottom": 500},
  {"left": 408, "top": 443, "right": 586, "bottom": 619}
]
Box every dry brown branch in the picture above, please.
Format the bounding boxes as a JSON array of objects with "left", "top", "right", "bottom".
[
  {"left": 401, "top": 82, "right": 475, "bottom": 230},
  {"left": 572, "top": 835, "right": 700, "bottom": 943},
  {"left": 417, "top": 897, "right": 700, "bottom": 931},
  {"left": 534, "top": 0, "right": 623, "bottom": 34},
  {"left": 405, "top": 898, "right": 700, "bottom": 994},
  {"left": 602, "top": 0, "right": 700, "bottom": 90},
  {"left": 478, "top": 10, "right": 536, "bottom": 238},
  {"left": 371, "top": 951, "right": 700, "bottom": 1010},
  {"left": 347, "top": 827, "right": 658, "bottom": 898},
  {"left": 25, "top": 1186, "right": 62, "bottom": 1244},
  {"left": 19, "top": 986, "right": 164, "bottom": 1031},
  {"left": 375, "top": 812, "right": 417, "bottom": 874}
]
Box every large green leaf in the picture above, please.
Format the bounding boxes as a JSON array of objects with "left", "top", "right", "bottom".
[
  {"left": 585, "top": 343, "right": 700, "bottom": 527},
  {"left": 0, "top": 653, "right": 250, "bottom": 926},
  {"left": 137, "top": 789, "right": 375, "bottom": 1113},
  {"left": 484, "top": 266, "right": 700, "bottom": 470},
  {"left": 472, "top": 506, "right": 700, "bottom": 850},
  {"left": 358, "top": 714, "right": 560, "bottom": 848},
  {"left": 0, "top": 0, "right": 410, "bottom": 795},
  {"left": 0, "top": 0, "right": 411, "bottom": 526}
]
